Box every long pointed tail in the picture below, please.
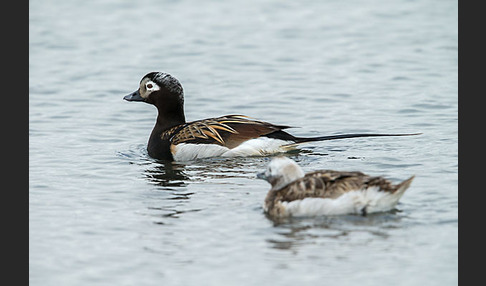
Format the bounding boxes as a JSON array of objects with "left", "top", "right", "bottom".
[
  {"left": 292, "top": 132, "right": 422, "bottom": 144},
  {"left": 395, "top": 175, "right": 415, "bottom": 195},
  {"left": 389, "top": 175, "right": 415, "bottom": 204}
]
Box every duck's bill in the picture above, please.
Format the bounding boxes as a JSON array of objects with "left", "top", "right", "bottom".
[
  {"left": 256, "top": 172, "right": 267, "bottom": 180},
  {"left": 123, "top": 90, "right": 144, "bottom": 101}
]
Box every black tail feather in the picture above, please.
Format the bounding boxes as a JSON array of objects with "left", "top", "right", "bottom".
[{"left": 292, "top": 132, "right": 422, "bottom": 144}]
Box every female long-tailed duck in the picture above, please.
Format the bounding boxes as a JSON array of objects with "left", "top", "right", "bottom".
[
  {"left": 124, "top": 72, "right": 420, "bottom": 161},
  {"left": 257, "top": 156, "right": 414, "bottom": 217}
]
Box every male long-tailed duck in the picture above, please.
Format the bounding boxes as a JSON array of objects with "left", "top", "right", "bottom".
[
  {"left": 257, "top": 156, "right": 414, "bottom": 217},
  {"left": 124, "top": 72, "right": 420, "bottom": 161}
]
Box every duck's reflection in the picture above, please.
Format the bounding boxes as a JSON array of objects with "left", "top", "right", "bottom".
[
  {"left": 265, "top": 211, "right": 404, "bottom": 251},
  {"left": 143, "top": 160, "right": 189, "bottom": 188},
  {"left": 141, "top": 160, "right": 202, "bottom": 223}
]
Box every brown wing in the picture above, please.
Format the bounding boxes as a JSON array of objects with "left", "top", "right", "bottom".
[
  {"left": 274, "top": 170, "right": 398, "bottom": 203},
  {"left": 163, "top": 115, "right": 292, "bottom": 149},
  {"left": 265, "top": 170, "right": 413, "bottom": 217}
]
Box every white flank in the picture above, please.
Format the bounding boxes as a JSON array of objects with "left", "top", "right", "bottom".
[
  {"left": 172, "top": 143, "right": 230, "bottom": 161},
  {"left": 281, "top": 186, "right": 404, "bottom": 216},
  {"left": 222, "top": 138, "right": 294, "bottom": 157},
  {"left": 172, "top": 138, "right": 295, "bottom": 161}
]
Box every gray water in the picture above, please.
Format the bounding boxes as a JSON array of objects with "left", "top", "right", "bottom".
[{"left": 29, "top": 0, "right": 458, "bottom": 285}]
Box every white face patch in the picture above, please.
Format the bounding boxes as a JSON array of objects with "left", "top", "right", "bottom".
[
  {"left": 263, "top": 156, "right": 305, "bottom": 189},
  {"left": 139, "top": 78, "right": 160, "bottom": 99},
  {"left": 145, "top": 80, "right": 160, "bottom": 92}
]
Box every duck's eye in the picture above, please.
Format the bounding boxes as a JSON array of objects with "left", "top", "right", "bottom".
[{"left": 144, "top": 81, "right": 159, "bottom": 92}]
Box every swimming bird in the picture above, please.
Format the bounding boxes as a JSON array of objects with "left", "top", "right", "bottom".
[
  {"left": 257, "top": 156, "right": 414, "bottom": 217},
  {"left": 124, "top": 72, "right": 420, "bottom": 161}
]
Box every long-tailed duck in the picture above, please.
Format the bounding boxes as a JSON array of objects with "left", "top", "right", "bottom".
[
  {"left": 257, "top": 156, "right": 414, "bottom": 217},
  {"left": 124, "top": 72, "right": 420, "bottom": 161}
]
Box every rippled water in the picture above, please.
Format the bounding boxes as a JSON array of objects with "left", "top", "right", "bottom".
[{"left": 30, "top": 0, "right": 457, "bottom": 285}]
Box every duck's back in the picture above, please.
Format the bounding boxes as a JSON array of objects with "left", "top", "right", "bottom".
[
  {"left": 161, "top": 115, "right": 297, "bottom": 161},
  {"left": 265, "top": 171, "right": 414, "bottom": 217}
]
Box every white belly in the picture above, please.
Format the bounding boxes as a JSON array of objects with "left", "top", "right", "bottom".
[
  {"left": 280, "top": 187, "right": 403, "bottom": 216},
  {"left": 171, "top": 138, "right": 294, "bottom": 161}
]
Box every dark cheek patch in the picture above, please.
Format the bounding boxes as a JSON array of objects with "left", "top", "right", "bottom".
[{"left": 268, "top": 176, "right": 279, "bottom": 186}]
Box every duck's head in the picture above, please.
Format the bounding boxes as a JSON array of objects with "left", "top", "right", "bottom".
[
  {"left": 124, "top": 72, "right": 184, "bottom": 112},
  {"left": 257, "top": 156, "right": 305, "bottom": 190}
]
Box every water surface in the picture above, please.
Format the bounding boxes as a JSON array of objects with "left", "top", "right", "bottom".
[{"left": 30, "top": 0, "right": 458, "bottom": 285}]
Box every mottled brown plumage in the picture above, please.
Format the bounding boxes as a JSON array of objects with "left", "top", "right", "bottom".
[
  {"left": 162, "top": 115, "right": 291, "bottom": 148},
  {"left": 258, "top": 157, "right": 414, "bottom": 217}
]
